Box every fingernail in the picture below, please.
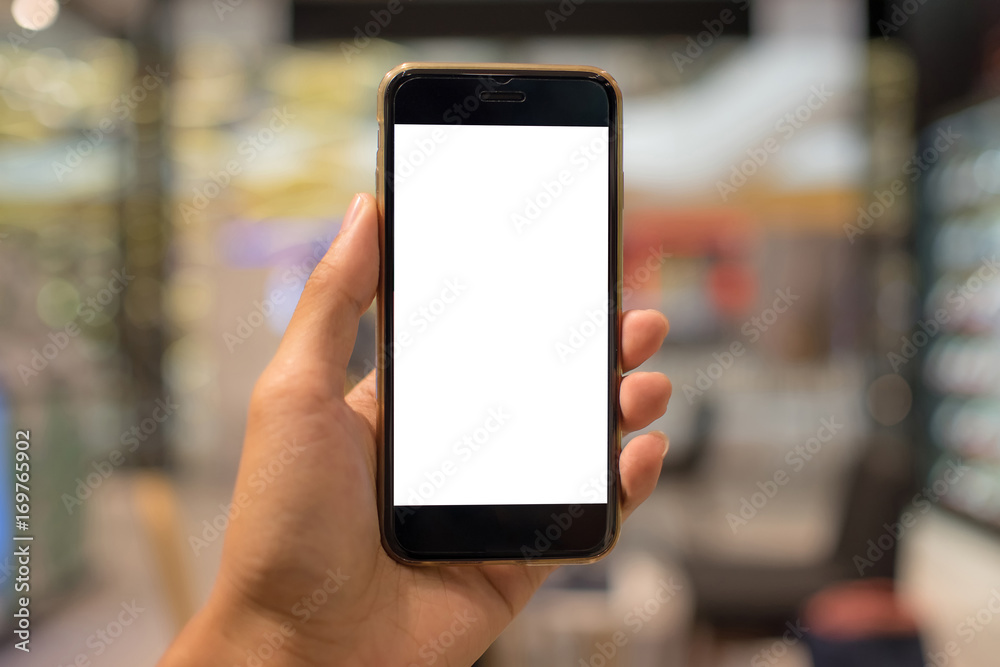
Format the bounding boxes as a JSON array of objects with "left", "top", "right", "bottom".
[
  {"left": 341, "top": 193, "right": 365, "bottom": 233},
  {"left": 650, "top": 431, "right": 669, "bottom": 459}
]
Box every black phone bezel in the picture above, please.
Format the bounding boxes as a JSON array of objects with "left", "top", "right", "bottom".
[{"left": 380, "top": 67, "right": 621, "bottom": 563}]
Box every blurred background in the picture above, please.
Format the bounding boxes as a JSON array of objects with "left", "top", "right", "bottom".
[{"left": 2, "top": 0, "right": 1000, "bottom": 665}]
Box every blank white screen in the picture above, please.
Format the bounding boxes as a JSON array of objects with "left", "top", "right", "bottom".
[{"left": 392, "top": 123, "right": 609, "bottom": 506}]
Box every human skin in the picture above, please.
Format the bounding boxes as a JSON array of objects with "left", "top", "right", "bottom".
[{"left": 159, "top": 193, "right": 672, "bottom": 666}]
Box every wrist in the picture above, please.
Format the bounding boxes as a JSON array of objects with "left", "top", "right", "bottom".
[{"left": 160, "top": 589, "right": 328, "bottom": 667}]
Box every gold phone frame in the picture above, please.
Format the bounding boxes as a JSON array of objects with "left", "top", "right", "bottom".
[{"left": 375, "top": 63, "right": 624, "bottom": 565}]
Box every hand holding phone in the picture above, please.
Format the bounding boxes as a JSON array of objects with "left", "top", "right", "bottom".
[{"left": 160, "top": 66, "right": 671, "bottom": 667}]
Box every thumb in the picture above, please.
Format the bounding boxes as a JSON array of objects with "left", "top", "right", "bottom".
[{"left": 275, "top": 193, "right": 379, "bottom": 388}]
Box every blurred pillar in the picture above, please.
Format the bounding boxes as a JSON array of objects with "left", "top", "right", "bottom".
[{"left": 120, "top": 0, "right": 172, "bottom": 467}]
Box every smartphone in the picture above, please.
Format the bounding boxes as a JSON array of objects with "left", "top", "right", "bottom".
[{"left": 376, "top": 63, "right": 622, "bottom": 564}]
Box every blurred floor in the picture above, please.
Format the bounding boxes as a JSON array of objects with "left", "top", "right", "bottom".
[
  {"left": 0, "top": 473, "right": 225, "bottom": 666},
  {"left": 7, "top": 468, "right": 999, "bottom": 666}
]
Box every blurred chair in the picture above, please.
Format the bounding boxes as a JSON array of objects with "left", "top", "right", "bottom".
[
  {"left": 803, "top": 579, "right": 925, "bottom": 667},
  {"left": 485, "top": 553, "right": 694, "bottom": 667},
  {"left": 682, "top": 434, "right": 918, "bottom": 630}
]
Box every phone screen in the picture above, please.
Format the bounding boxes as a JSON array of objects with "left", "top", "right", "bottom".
[{"left": 391, "top": 123, "right": 610, "bottom": 507}]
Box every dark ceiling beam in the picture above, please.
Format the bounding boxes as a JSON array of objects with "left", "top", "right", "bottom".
[{"left": 291, "top": 0, "right": 753, "bottom": 40}]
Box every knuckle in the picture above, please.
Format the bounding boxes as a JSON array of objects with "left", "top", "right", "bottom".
[
  {"left": 249, "top": 362, "right": 333, "bottom": 419},
  {"left": 249, "top": 371, "right": 284, "bottom": 415},
  {"left": 307, "top": 258, "right": 368, "bottom": 318},
  {"left": 249, "top": 364, "right": 299, "bottom": 410}
]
